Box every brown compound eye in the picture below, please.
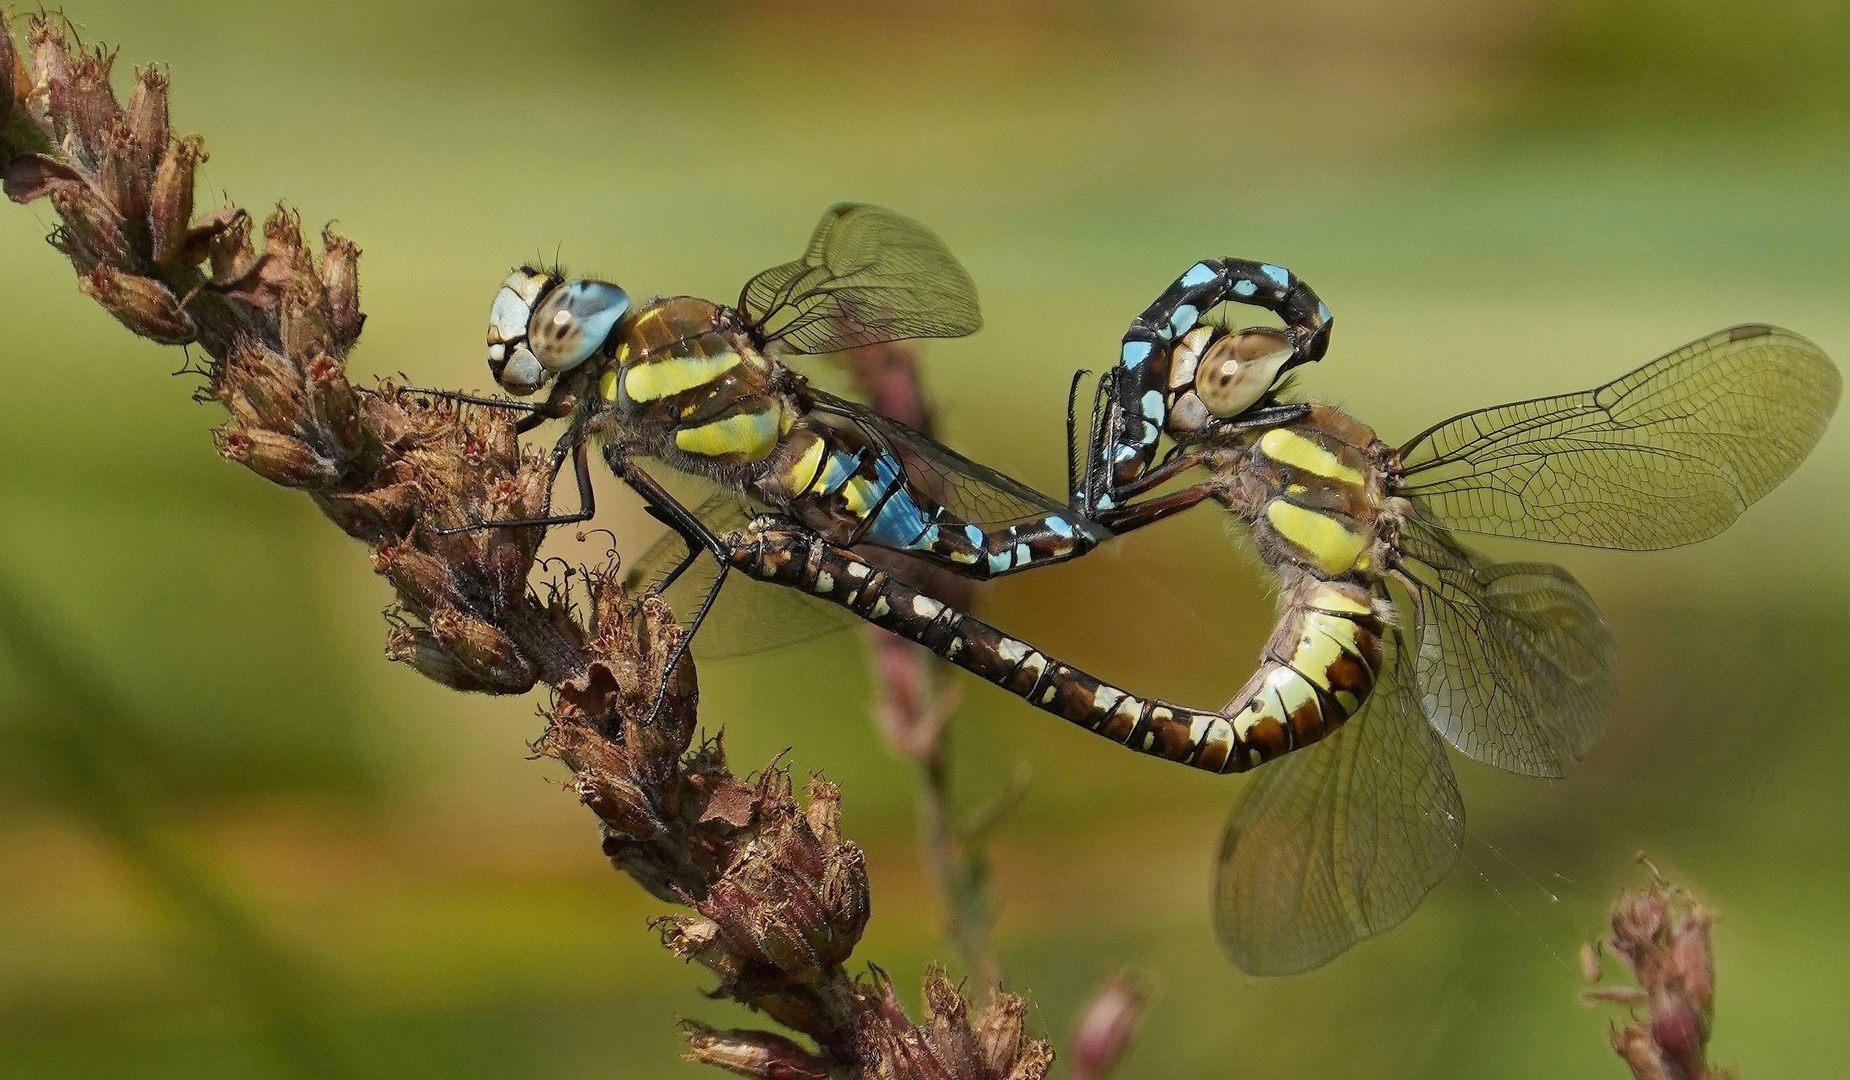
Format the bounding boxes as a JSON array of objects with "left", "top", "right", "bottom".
[{"left": 1194, "top": 327, "right": 1295, "bottom": 418}]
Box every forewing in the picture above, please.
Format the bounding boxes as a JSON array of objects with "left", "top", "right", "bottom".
[
  {"left": 740, "top": 203, "right": 982, "bottom": 354},
  {"left": 1398, "top": 515, "right": 1616, "bottom": 778},
  {"left": 1214, "top": 629, "right": 1464, "bottom": 976},
  {"left": 623, "top": 491, "right": 858, "bottom": 659},
  {"left": 807, "top": 388, "right": 1093, "bottom": 532},
  {"left": 1397, "top": 325, "right": 1840, "bottom": 548}
]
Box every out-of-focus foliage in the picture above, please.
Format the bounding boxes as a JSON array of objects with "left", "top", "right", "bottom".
[{"left": 0, "top": 2, "right": 1846, "bottom": 1078}]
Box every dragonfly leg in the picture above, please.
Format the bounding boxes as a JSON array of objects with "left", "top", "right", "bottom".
[
  {"left": 610, "top": 458, "right": 737, "bottom": 726},
  {"left": 435, "top": 430, "right": 595, "bottom": 535}
]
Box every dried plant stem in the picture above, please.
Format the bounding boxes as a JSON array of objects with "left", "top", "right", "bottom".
[{"left": 0, "top": 15, "right": 1051, "bottom": 1078}]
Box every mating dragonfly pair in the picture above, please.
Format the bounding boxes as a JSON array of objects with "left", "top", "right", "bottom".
[{"left": 444, "top": 204, "right": 1839, "bottom": 975}]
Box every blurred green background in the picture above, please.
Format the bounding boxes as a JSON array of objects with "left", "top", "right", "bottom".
[{"left": 2, "top": 1, "right": 1848, "bottom": 1077}]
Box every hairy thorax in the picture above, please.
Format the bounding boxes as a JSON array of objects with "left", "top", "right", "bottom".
[{"left": 1202, "top": 404, "right": 1406, "bottom": 584}]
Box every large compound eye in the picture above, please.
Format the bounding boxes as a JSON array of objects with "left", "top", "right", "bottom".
[
  {"left": 527, "top": 280, "right": 629, "bottom": 373},
  {"left": 1194, "top": 327, "right": 1295, "bottom": 418}
]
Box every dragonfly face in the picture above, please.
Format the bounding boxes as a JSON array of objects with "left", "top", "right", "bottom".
[{"left": 485, "top": 268, "right": 631, "bottom": 396}]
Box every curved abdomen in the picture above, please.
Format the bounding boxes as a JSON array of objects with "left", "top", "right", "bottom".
[{"left": 1221, "top": 579, "right": 1387, "bottom": 764}]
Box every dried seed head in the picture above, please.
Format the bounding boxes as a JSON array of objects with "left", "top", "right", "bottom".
[
  {"left": 50, "top": 184, "right": 129, "bottom": 269},
  {"left": 375, "top": 541, "right": 461, "bottom": 615},
  {"left": 214, "top": 425, "right": 340, "bottom": 488},
  {"left": 385, "top": 623, "right": 495, "bottom": 693},
  {"left": 681, "top": 1024, "right": 830, "bottom": 1080},
  {"left": 79, "top": 265, "right": 194, "bottom": 343},
  {"left": 317, "top": 482, "right": 420, "bottom": 542},
  {"left": 319, "top": 227, "right": 363, "bottom": 353},
  {"left": 28, "top": 19, "right": 70, "bottom": 143},
  {"left": 124, "top": 65, "right": 169, "bottom": 165},
  {"left": 150, "top": 134, "right": 203, "bottom": 264},
  {"left": 428, "top": 605, "right": 536, "bottom": 694},
  {"left": 63, "top": 47, "right": 122, "bottom": 171},
  {"left": 976, "top": 993, "right": 1029, "bottom": 1078}
]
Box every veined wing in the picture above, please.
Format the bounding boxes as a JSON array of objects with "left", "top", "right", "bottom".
[
  {"left": 623, "top": 490, "right": 858, "bottom": 659},
  {"left": 1214, "top": 624, "right": 1464, "bottom": 976},
  {"left": 1397, "top": 325, "right": 1840, "bottom": 549},
  {"left": 807, "top": 387, "right": 1101, "bottom": 535},
  {"left": 739, "top": 203, "right": 983, "bottom": 355},
  {"left": 1397, "top": 513, "right": 1616, "bottom": 778}
]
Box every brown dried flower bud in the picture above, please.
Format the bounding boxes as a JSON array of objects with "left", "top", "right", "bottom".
[
  {"left": 150, "top": 134, "right": 203, "bottom": 264},
  {"left": 50, "top": 185, "right": 130, "bottom": 269},
  {"left": 79, "top": 265, "right": 194, "bottom": 343},
  {"left": 1671, "top": 906, "right": 1715, "bottom": 1013},
  {"left": 214, "top": 425, "right": 340, "bottom": 488},
  {"left": 317, "top": 482, "right": 420, "bottom": 542},
  {"left": 1068, "top": 974, "right": 1144, "bottom": 1080},
  {"left": 305, "top": 354, "right": 364, "bottom": 456},
  {"left": 124, "top": 65, "right": 169, "bottom": 166},
  {"left": 427, "top": 605, "right": 536, "bottom": 693},
  {"left": 384, "top": 623, "right": 494, "bottom": 693},
  {"left": 681, "top": 1024, "right": 829, "bottom": 1080},
  {"left": 977, "top": 993, "right": 1029, "bottom": 1078},
  {"left": 319, "top": 228, "right": 363, "bottom": 353},
  {"left": 28, "top": 20, "right": 70, "bottom": 141},
  {"left": 374, "top": 541, "right": 460, "bottom": 615},
  {"left": 64, "top": 47, "right": 122, "bottom": 171},
  {"left": 208, "top": 209, "right": 256, "bottom": 282},
  {"left": 217, "top": 343, "right": 310, "bottom": 433}
]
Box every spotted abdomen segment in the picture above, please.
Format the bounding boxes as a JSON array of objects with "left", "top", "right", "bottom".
[
  {"left": 1100, "top": 259, "right": 1332, "bottom": 505},
  {"left": 730, "top": 524, "right": 1360, "bottom": 774},
  {"left": 1221, "top": 580, "right": 1386, "bottom": 764},
  {"left": 764, "top": 427, "right": 1105, "bottom": 580}
]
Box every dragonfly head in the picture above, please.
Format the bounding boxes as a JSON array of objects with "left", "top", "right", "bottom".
[
  {"left": 486, "top": 268, "right": 631, "bottom": 396},
  {"left": 1193, "top": 327, "right": 1302, "bottom": 419}
]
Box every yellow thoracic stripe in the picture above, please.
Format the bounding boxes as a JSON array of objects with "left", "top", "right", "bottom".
[
  {"left": 675, "top": 406, "right": 781, "bottom": 461},
  {"left": 1265, "top": 501, "right": 1367, "bottom": 576},
  {"left": 1258, "top": 428, "right": 1366, "bottom": 487},
  {"left": 773, "top": 433, "right": 828, "bottom": 496},
  {"left": 1306, "top": 582, "right": 1372, "bottom": 616},
  {"left": 623, "top": 350, "right": 742, "bottom": 402}
]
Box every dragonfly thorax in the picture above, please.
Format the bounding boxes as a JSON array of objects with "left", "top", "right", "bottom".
[{"left": 1207, "top": 405, "right": 1395, "bottom": 582}]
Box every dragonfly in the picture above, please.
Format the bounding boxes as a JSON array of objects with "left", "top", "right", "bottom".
[
  {"left": 439, "top": 203, "right": 1109, "bottom": 686},
  {"left": 706, "top": 319, "right": 1839, "bottom": 974}
]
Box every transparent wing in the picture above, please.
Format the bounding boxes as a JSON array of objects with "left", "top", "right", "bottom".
[
  {"left": 1214, "top": 625, "right": 1464, "bottom": 976},
  {"left": 623, "top": 491, "right": 858, "bottom": 659},
  {"left": 740, "top": 203, "right": 982, "bottom": 355},
  {"left": 1397, "top": 514, "right": 1616, "bottom": 778},
  {"left": 807, "top": 387, "right": 1098, "bottom": 533},
  {"left": 1397, "top": 325, "right": 1840, "bottom": 549}
]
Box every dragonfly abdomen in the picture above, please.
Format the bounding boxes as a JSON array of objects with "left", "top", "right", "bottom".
[
  {"left": 1222, "top": 578, "right": 1387, "bottom": 763},
  {"left": 757, "top": 423, "right": 1104, "bottom": 581}
]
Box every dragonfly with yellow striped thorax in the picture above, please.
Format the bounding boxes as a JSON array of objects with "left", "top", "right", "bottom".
[
  {"left": 432, "top": 203, "right": 1109, "bottom": 690},
  {"left": 1053, "top": 260, "right": 1843, "bottom": 972},
  {"left": 697, "top": 315, "right": 1840, "bottom": 974}
]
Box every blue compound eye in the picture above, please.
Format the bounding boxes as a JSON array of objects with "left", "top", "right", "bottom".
[{"left": 527, "top": 279, "right": 629, "bottom": 373}]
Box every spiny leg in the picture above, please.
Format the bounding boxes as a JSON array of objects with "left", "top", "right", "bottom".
[
  {"left": 435, "top": 429, "right": 595, "bottom": 535},
  {"left": 613, "top": 459, "right": 735, "bottom": 726}
]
